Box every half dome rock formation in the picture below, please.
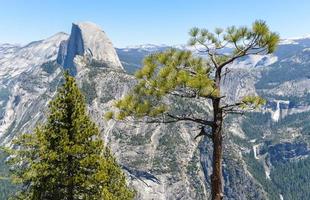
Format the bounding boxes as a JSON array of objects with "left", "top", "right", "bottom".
[{"left": 58, "top": 22, "right": 123, "bottom": 74}]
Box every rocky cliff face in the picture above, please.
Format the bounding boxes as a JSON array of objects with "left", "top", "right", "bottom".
[
  {"left": 58, "top": 22, "right": 123, "bottom": 74},
  {"left": 0, "top": 32, "right": 69, "bottom": 144},
  {"left": 1, "top": 22, "right": 310, "bottom": 200}
]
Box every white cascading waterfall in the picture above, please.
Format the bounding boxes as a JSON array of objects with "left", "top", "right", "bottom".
[{"left": 271, "top": 100, "right": 290, "bottom": 122}]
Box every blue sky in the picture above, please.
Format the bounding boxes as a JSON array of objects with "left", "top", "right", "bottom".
[{"left": 1, "top": 0, "right": 310, "bottom": 47}]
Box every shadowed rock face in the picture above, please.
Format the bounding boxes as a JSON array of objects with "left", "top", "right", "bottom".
[
  {"left": 64, "top": 23, "right": 84, "bottom": 71},
  {"left": 59, "top": 22, "right": 123, "bottom": 75}
]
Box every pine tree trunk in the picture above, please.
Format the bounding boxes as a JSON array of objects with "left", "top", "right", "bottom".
[
  {"left": 211, "top": 68, "right": 223, "bottom": 200},
  {"left": 211, "top": 108, "right": 223, "bottom": 200}
]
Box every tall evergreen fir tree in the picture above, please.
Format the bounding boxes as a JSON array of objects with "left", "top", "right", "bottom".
[
  {"left": 106, "top": 20, "right": 279, "bottom": 200},
  {"left": 6, "top": 72, "right": 135, "bottom": 200}
]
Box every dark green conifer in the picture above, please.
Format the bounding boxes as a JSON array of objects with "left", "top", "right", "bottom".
[{"left": 7, "top": 72, "right": 135, "bottom": 200}]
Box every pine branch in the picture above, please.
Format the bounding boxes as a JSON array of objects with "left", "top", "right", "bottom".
[
  {"left": 195, "top": 39, "right": 219, "bottom": 68},
  {"left": 166, "top": 113, "right": 214, "bottom": 127},
  {"left": 221, "top": 102, "right": 243, "bottom": 110},
  {"left": 194, "top": 127, "right": 213, "bottom": 139}
]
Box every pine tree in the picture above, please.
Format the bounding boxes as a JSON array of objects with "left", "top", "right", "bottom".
[
  {"left": 106, "top": 20, "right": 279, "bottom": 200},
  {"left": 6, "top": 72, "right": 135, "bottom": 200}
]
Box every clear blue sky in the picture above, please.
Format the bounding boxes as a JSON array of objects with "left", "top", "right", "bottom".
[{"left": 1, "top": 0, "right": 310, "bottom": 47}]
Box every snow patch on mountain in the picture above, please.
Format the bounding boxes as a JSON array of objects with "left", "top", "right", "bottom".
[
  {"left": 279, "top": 35, "right": 310, "bottom": 45},
  {"left": 123, "top": 44, "right": 169, "bottom": 52},
  {"left": 229, "top": 54, "right": 278, "bottom": 69},
  {"left": 279, "top": 39, "right": 299, "bottom": 45}
]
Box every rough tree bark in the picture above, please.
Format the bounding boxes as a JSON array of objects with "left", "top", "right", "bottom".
[{"left": 210, "top": 69, "right": 224, "bottom": 200}]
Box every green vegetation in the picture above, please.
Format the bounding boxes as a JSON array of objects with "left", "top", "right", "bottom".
[
  {"left": 41, "top": 61, "right": 60, "bottom": 74},
  {"left": 256, "top": 62, "right": 310, "bottom": 90},
  {"left": 241, "top": 109, "right": 310, "bottom": 141},
  {"left": 0, "top": 151, "right": 18, "bottom": 200},
  {"left": 238, "top": 107, "right": 310, "bottom": 200},
  {"left": 116, "top": 49, "right": 152, "bottom": 74},
  {"left": 5, "top": 72, "right": 134, "bottom": 200},
  {"left": 243, "top": 152, "right": 280, "bottom": 200},
  {"left": 81, "top": 80, "right": 97, "bottom": 104},
  {"left": 241, "top": 112, "right": 271, "bottom": 140},
  {"left": 271, "top": 157, "right": 310, "bottom": 199},
  {"left": 108, "top": 20, "right": 279, "bottom": 200}
]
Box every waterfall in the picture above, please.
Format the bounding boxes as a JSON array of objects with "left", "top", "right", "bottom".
[{"left": 271, "top": 100, "right": 290, "bottom": 122}]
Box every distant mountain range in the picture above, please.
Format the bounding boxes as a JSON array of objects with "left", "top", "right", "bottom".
[{"left": 1, "top": 22, "right": 310, "bottom": 200}]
